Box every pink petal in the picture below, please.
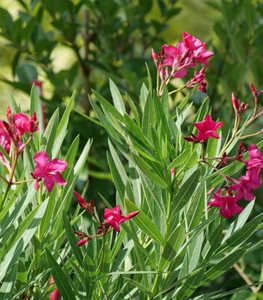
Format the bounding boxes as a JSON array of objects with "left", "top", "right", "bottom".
[
  {"left": 172, "top": 68, "right": 187, "bottom": 78},
  {"left": 76, "top": 239, "right": 88, "bottom": 247},
  {"left": 34, "top": 181, "right": 40, "bottom": 190},
  {"left": 74, "top": 191, "right": 87, "bottom": 208},
  {"left": 48, "top": 159, "right": 67, "bottom": 172},
  {"left": 50, "top": 288, "right": 61, "bottom": 300},
  {"left": 34, "top": 151, "right": 50, "bottom": 167},
  {"left": 51, "top": 173, "right": 67, "bottom": 186},
  {"left": 125, "top": 211, "right": 139, "bottom": 220},
  {"left": 14, "top": 113, "right": 31, "bottom": 136},
  {"left": 43, "top": 178, "right": 55, "bottom": 192}
]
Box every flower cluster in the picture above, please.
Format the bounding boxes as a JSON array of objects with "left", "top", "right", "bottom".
[
  {"left": 183, "top": 85, "right": 263, "bottom": 218},
  {"left": 152, "top": 32, "right": 213, "bottom": 94},
  {"left": 73, "top": 192, "right": 139, "bottom": 246},
  {"left": 209, "top": 144, "right": 263, "bottom": 218},
  {"left": 0, "top": 107, "right": 67, "bottom": 194},
  {"left": 0, "top": 107, "right": 38, "bottom": 162}
]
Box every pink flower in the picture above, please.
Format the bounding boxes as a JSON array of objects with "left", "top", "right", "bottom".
[
  {"left": 246, "top": 144, "right": 263, "bottom": 169},
  {"left": 193, "top": 44, "right": 214, "bottom": 66},
  {"left": 193, "top": 114, "right": 223, "bottom": 142},
  {"left": 183, "top": 32, "right": 203, "bottom": 50},
  {"left": 104, "top": 205, "right": 139, "bottom": 232},
  {"left": 49, "top": 288, "right": 60, "bottom": 300},
  {"left": 187, "top": 67, "right": 207, "bottom": 92},
  {"left": 13, "top": 112, "right": 38, "bottom": 136},
  {"left": 231, "top": 167, "right": 261, "bottom": 202},
  {"left": 32, "top": 151, "right": 67, "bottom": 192},
  {"left": 0, "top": 120, "right": 11, "bottom": 154},
  {"left": 231, "top": 174, "right": 256, "bottom": 201},
  {"left": 152, "top": 32, "right": 214, "bottom": 83},
  {"left": 3, "top": 108, "right": 38, "bottom": 145},
  {"left": 209, "top": 189, "right": 243, "bottom": 218}
]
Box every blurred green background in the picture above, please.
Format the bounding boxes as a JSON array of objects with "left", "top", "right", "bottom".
[{"left": 0, "top": 0, "right": 263, "bottom": 298}]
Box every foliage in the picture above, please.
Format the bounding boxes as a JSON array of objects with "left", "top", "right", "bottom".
[
  {"left": 0, "top": 87, "right": 91, "bottom": 299},
  {"left": 0, "top": 1, "right": 263, "bottom": 299}
]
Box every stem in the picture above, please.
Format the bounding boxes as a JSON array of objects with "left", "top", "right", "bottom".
[
  {"left": 219, "top": 116, "right": 240, "bottom": 157},
  {"left": 200, "top": 160, "right": 233, "bottom": 184},
  {"left": 151, "top": 273, "right": 161, "bottom": 298},
  {"left": 0, "top": 174, "right": 9, "bottom": 185},
  {"left": 37, "top": 183, "right": 42, "bottom": 206},
  {"left": 0, "top": 145, "right": 19, "bottom": 210},
  {"left": 240, "top": 130, "right": 263, "bottom": 139},
  {"left": 168, "top": 85, "right": 186, "bottom": 96},
  {"left": 156, "top": 68, "right": 160, "bottom": 94},
  {"left": 233, "top": 263, "right": 258, "bottom": 293},
  {"left": 12, "top": 178, "right": 34, "bottom": 185},
  {"left": 0, "top": 183, "right": 11, "bottom": 211},
  {"left": 97, "top": 233, "right": 106, "bottom": 273}
]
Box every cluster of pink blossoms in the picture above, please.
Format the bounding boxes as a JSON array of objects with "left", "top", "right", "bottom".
[
  {"left": 74, "top": 192, "right": 139, "bottom": 246},
  {"left": 152, "top": 32, "right": 213, "bottom": 92},
  {"left": 0, "top": 107, "right": 38, "bottom": 162},
  {"left": 184, "top": 95, "right": 263, "bottom": 218},
  {"left": 209, "top": 144, "right": 263, "bottom": 218},
  {"left": 0, "top": 107, "right": 67, "bottom": 193}
]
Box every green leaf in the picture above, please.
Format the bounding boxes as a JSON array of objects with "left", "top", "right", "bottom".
[
  {"left": 187, "top": 184, "right": 206, "bottom": 229},
  {"left": 63, "top": 214, "right": 83, "bottom": 267},
  {"left": 205, "top": 248, "right": 245, "bottom": 281},
  {"left": 220, "top": 213, "right": 263, "bottom": 250},
  {"left": 52, "top": 91, "right": 75, "bottom": 157},
  {"left": 168, "top": 150, "right": 190, "bottom": 170},
  {"left": 30, "top": 85, "right": 44, "bottom": 134},
  {"left": 43, "top": 108, "right": 59, "bottom": 153},
  {"left": 125, "top": 93, "right": 141, "bottom": 126},
  {"left": 161, "top": 224, "right": 185, "bottom": 267},
  {"left": 125, "top": 199, "right": 164, "bottom": 245},
  {"left": 46, "top": 249, "right": 76, "bottom": 300},
  {"left": 74, "top": 139, "right": 92, "bottom": 176},
  {"left": 92, "top": 90, "right": 124, "bottom": 122},
  {"left": 109, "top": 79, "right": 126, "bottom": 115},
  {"left": 142, "top": 92, "right": 155, "bottom": 138},
  {"left": 0, "top": 263, "right": 17, "bottom": 300},
  {"left": 176, "top": 270, "right": 204, "bottom": 300},
  {"left": 171, "top": 170, "right": 200, "bottom": 215},
  {"left": 132, "top": 154, "right": 168, "bottom": 189},
  {"left": 0, "top": 199, "right": 48, "bottom": 281}
]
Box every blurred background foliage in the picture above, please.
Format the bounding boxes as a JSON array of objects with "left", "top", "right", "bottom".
[{"left": 0, "top": 0, "right": 263, "bottom": 298}]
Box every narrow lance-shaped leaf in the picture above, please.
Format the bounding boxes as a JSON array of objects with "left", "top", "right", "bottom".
[
  {"left": 125, "top": 199, "right": 164, "bottom": 246},
  {"left": 45, "top": 249, "right": 76, "bottom": 300}
]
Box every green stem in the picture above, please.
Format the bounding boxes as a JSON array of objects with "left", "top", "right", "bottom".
[
  {"left": 200, "top": 160, "right": 232, "bottom": 184},
  {"left": 151, "top": 272, "right": 161, "bottom": 298},
  {"left": 168, "top": 85, "right": 186, "bottom": 96},
  {"left": 240, "top": 130, "right": 263, "bottom": 139},
  {"left": 0, "top": 183, "right": 11, "bottom": 211},
  {"left": 12, "top": 179, "right": 34, "bottom": 185},
  {"left": 156, "top": 69, "right": 160, "bottom": 94},
  {"left": 0, "top": 174, "right": 9, "bottom": 185},
  {"left": 97, "top": 234, "right": 106, "bottom": 273},
  {"left": 0, "top": 146, "right": 19, "bottom": 210}
]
